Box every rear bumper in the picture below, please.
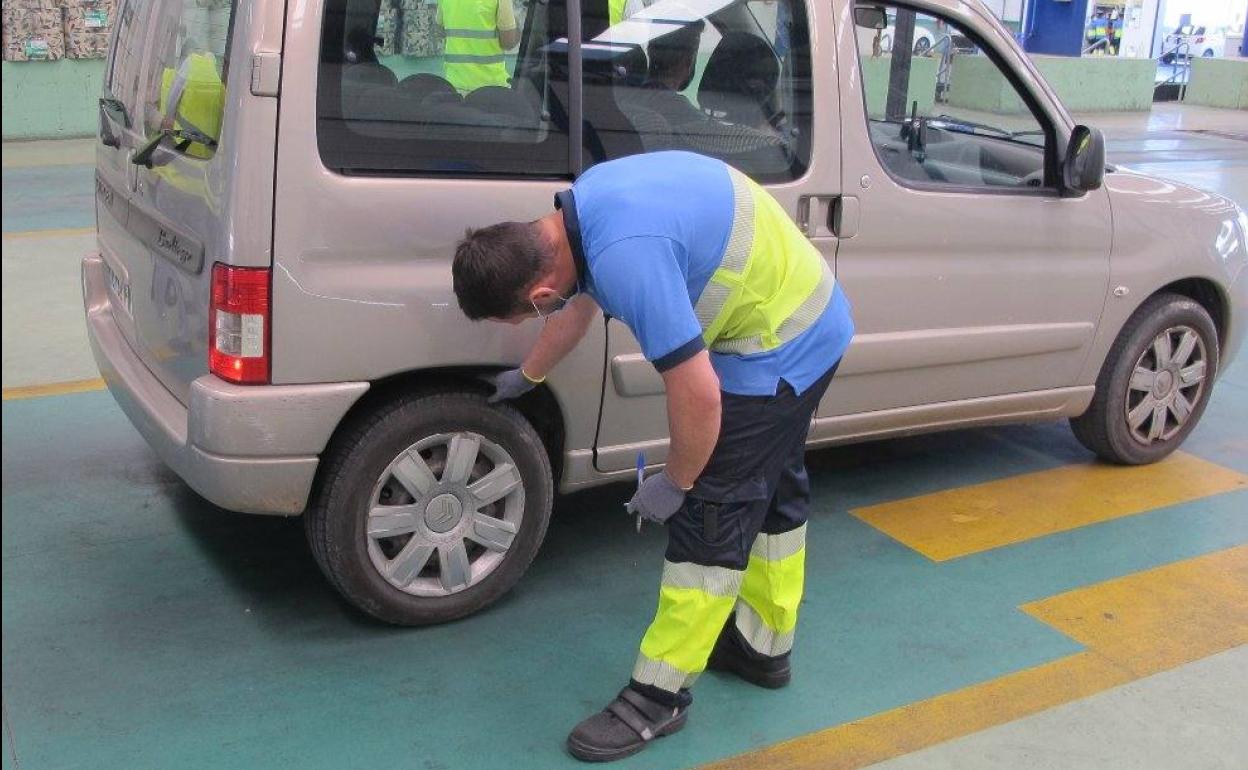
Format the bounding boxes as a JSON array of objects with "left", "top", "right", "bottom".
[{"left": 83, "top": 254, "right": 369, "bottom": 515}]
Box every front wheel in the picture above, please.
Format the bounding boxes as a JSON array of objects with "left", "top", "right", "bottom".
[
  {"left": 1071, "top": 293, "right": 1218, "bottom": 464},
  {"left": 306, "top": 391, "right": 554, "bottom": 625}
]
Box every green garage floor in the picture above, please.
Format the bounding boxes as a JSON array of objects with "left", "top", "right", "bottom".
[
  {"left": 3, "top": 106, "right": 1248, "bottom": 770},
  {"left": 3, "top": 365, "right": 1247, "bottom": 770}
]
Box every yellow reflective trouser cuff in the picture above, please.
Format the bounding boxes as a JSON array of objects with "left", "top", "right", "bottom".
[
  {"left": 633, "top": 561, "right": 744, "bottom": 692},
  {"left": 735, "top": 524, "right": 807, "bottom": 657}
]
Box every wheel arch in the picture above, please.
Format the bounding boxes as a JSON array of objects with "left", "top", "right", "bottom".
[
  {"left": 1154, "top": 277, "right": 1228, "bottom": 354},
  {"left": 1077, "top": 277, "right": 1227, "bottom": 418},
  {"left": 316, "top": 366, "right": 568, "bottom": 498}
]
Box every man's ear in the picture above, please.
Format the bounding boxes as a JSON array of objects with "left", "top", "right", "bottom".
[{"left": 529, "top": 285, "right": 557, "bottom": 305}]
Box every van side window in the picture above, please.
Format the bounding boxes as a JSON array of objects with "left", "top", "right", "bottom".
[
  {"left": 143, "top": 0, "right": 237, "bottom": 159},
  {"left": 317, "top": 0, "right": 570, "bottom": 177},
  {"left": 852, "top": 3, "right": 1053, "bottom": 191},
  {"left": 579, "top": 0, "right": 812, "bottom": 182}
]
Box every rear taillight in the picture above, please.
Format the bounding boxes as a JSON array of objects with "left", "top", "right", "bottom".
[{"left": 210, "top": 262, "right": 270, "bottom": 384}]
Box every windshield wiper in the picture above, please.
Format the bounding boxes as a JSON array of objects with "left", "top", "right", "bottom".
[
  {"left": 131, "top": 125, "right": 218, "bottom": 167},
  {"left": 930, "top": 114, "right": 1013, "bottom": 138}
]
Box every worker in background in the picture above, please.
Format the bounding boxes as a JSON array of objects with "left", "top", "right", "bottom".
[
  {"left": 614, "top": 20, "right": 708, "bottom": 129},
  {"left": 451, "top": 151, "right": 855, "bottom": 762},
  {"left": 436, "top": 0, "right": 519, "bottom": 93}
]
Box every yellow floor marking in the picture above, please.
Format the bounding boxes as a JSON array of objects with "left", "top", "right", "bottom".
[
  {"left": 852, "top": 452, "right": 1248, "bottom": 561},
  {"left": 1022, "top": 544, "right": 1248, "bottom": 675},
  {"left": 700, "top": 545, "right": 1248, "bottom": 770},
  {"left": 2, "top": 227, "right": 95, "bottom": 241},
  {"left": 2, "top": 378, "right": 106, "bottom": 401}
]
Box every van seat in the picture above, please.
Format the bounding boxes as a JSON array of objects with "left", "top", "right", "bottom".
[{"left": 399, "top": 74, "right": 459, "bottom": 104}]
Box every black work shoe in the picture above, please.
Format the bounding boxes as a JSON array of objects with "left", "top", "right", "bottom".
[
  {"left": 566, "top": 687, "right": 689, "bottom": 763},
  {"left": 707, "top": 619, "right": 791, "bottom": 689}
]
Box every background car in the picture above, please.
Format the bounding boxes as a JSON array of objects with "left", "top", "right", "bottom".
[
  {"left": 880, "top": 21, "right": 937, "bottom": 54},
  {"left": 1163, "top": 25, "right": 1227, "bottom": 60}
]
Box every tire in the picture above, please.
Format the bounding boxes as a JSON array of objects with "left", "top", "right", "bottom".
[
  {"left": 306, "top": 391, "right": 554, "bottom": 625},
  {"left": 1202, "top": 49, "right": 1215, "bottom": 58},
  {"left": 1070, "top": 293, "right": 1219, "bottom": 465},
  {"left": 914, "top": 38, "right": 931, "bottom": 55}
]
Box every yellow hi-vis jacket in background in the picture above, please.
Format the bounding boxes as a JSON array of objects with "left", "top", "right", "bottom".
[{"left": 437, "top": 0, "right": 517, "bottom": 94}]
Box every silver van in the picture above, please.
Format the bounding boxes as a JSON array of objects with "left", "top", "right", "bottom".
[{"left": 84, "top": 0, "right": 1247, "bottom": 625}]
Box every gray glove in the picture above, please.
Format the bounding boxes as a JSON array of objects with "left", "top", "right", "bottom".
[
  {"left": 626, "top": 471, "right": 687, "bottom": 524},
  {"left": 488, "top": 368, "right": 540, "bottom": 403}
]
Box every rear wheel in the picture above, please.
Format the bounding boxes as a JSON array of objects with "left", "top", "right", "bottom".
[
  {"left": 914, "top": 37, "right": 931, "bottom": 55},
  {"left": 306, "top": 391, "right": 553, "bottom": 625},
  {"left": 1071, "top": 293, "right": 1218, "bottom": 465}
]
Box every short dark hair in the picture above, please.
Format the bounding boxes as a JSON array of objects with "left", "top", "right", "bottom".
[{"left": 452, "top": 221, "right": 551, "bottom": 320}]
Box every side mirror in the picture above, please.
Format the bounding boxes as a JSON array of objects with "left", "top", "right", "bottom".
[
  {"left": 855, "top": 6, "right": 888, "bottom": 30},
  {"left": 1062, "top": 125, "right": 1105, "bottom": 195}
]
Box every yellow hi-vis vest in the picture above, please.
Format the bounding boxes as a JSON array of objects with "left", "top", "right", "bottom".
[
  {"left": 698, "top": 168, "right": 835, "bottom": 355},
  {"left": 439, "top": 0, "right": 510, "bottom": 93},
  {"left": 158, "top": 52, "right": 225, "bottom": 160},
  {"left": 609, "top": 0, "right": 627, "bottom": 25}
]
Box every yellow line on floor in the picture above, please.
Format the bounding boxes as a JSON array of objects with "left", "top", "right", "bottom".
[
  {"left": 1, "top": 227, "right": 95, "bottom": 241},
  {"left": 2, "top": 378, "right": 106, "bottom": 401},
  {"left": 700, "top": 544, "right": 1248, "bottom": 770},
  {"left": 851, "top": 452, "right": 1248, "bottom": 561}
]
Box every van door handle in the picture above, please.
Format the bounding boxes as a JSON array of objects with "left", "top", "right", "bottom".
[
  {"left": 797, "top": 195, "right": 838, "bottom": 239},
  {"left": 832, "top": 196, "right": 860, "bottom": 239}
]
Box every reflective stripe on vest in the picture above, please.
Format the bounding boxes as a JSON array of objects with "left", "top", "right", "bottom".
[
  {"left": 695, "top": 168, "right": 835, "bottom": 356},
  {"left": 439, "top": 0, "right": 509, "bottom": 93}
]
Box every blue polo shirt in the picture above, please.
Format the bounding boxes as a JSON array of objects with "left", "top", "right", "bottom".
[{"left": 557, "top": 151, "right": 854, "bottom": 397}]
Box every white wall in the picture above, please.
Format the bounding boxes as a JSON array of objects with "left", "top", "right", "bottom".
[
  {"left": 1121, "top": 0, "right": 1163, "bottom": 56},
  {"left": 981, "top": 0, "right": 1026, "bottom": 23}
]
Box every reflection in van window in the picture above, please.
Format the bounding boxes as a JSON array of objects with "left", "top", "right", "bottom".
[
  {"left": 852, "top": 2, "right": 1050, "bottom": 190},
  {"left": 106, "top": 0, "right": 157, "bottom": 114},
  {"left": 580, "top": 0, "right": 813, "bottom": 181},
  {"left": 144, "top": 0, "right": 235, "bottom": 158},
  {"left": 318, "top": 0, "right": 569, "bottom": 177}
]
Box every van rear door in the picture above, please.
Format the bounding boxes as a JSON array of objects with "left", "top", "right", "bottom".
[{"left": 95, "top": 0, "right": 280, "bottom": 403}]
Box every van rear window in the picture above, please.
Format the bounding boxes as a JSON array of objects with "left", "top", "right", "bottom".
[
  {"left": 104, "top": 0, "right": 156, "bottom": 116},
  {"left": 141, "top": 0, "right": 238, "bottom": 159}
]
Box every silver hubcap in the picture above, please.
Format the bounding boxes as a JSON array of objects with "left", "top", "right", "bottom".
[
  {"left": 1125, "top": 325, "right": 1208, "bottom": 445},
  {"left": 366, "top": 432, "right": 525, "bottom": 597}
]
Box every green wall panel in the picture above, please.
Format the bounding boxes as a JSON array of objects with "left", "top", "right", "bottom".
[
  {"left": 947, "top": 54, "right": 1156, "bottom": 114},
  {"left": 860, "top": 55, "right": 940, "bottom": 117},
  {"left": 1184, "top": 57, "right": 1248, "bottom": 110},
  {"left": 2, "top": 59, "right": 107, "bottom": 140}
]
